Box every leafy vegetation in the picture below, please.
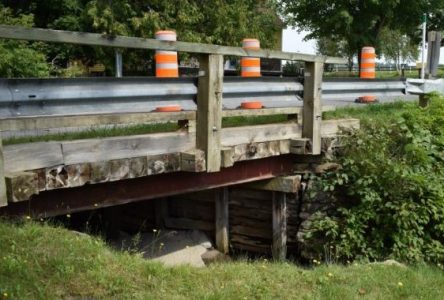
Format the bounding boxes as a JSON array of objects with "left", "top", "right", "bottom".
[
  {"left": 1, "top": 219, "right": 444, "bottom": 299},
  {"left": 279, "top": 0, "right": 444, "bottom": 68},
  {"left": 310, "top": 95, "right": 444, "bottom": 264},
  {"left": 0, "top": 4, "right": 49, "bottom": 78},
  {"left": 1, "top": 0, "right": 280, "bottom": 77}
]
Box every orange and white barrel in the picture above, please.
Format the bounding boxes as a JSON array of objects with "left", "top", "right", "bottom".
[
  {"left": 241, "top": 38, "right": 261, "bottom": 77},
  {"left": 360, "top": 46, "right": 376, "bottom": 79},
  {"left": 155, "top": 30, "right": 179, "bottom": 78}
]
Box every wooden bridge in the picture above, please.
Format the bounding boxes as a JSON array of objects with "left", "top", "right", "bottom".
[{"left": 0, "top": 26, "right": 359, "bottom": 259}]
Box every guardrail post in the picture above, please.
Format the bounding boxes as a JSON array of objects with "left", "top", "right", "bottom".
[
  {"left": 0, "top": 135, "right": 7, "bottom": 207},
  {"left": 197, "top": 54, "right": 224, "bottom": 172},
  {"left": 303, "top": 61, "right": 323, "bottom": 155}
]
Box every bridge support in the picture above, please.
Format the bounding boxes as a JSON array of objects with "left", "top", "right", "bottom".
[
  {"left": 272, "top": 192, "right": 287, "bottom": 261},
  {"left": 215, "top": 188, "right": 229, "bottom": 254}
]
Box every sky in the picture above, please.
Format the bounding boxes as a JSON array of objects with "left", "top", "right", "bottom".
[{"left": 282, "top": 27, "right": 444, "bottom": 65}]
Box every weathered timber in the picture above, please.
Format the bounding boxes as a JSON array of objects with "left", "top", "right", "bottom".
[
  {"left": 221, "top": 123, "right": 301, "bottom": 147},
  {"left": 221, "top": 106, "right": 335, "bottom": 118},
  {"left": 290, "top": 138, "right": 311, "bottom": 155},
  {"left": 222, "top": 107, "right": 302, "bottom": 118},
  {"left": 243, "top": 175, "right": 301, "bottom": 193},
  {"left": 197, "top": 54, "right": 224, "bottom": 172},
  {"left": 1, "top": 156, "right": 296, "bottom": 218},
  {"left": 0, "top": 111, "right": 196, "bottom": 132},
  {"left": 180, "top": 149, "right": 206, "bottom": 172},
  {"left": 215, "top": 188, "right": 229, "bottom": 254},
  {"left": 147, "top": 153, "right": 180, "bottom": 175},
  {"left": 4, "top": 142, "right": 63, "bottom": 173},
  {"left": 0, "top": 25, "right": 346, "bottom": 64},
  {"left": 5, "top": 172, "right": 38, "bottom": 202},
  {"left": 2, "top": 119, "right": 357, "bottom": 174},
  {"left": 0, "top": 137, "right": 6, "bottom": 206},
  {"left": 302, "top": 61, "right": 324, "bottom": 155},
  {"left": 62, "top": 131, "right": 194, "bottom": 165},
  {"left": 164, "top": 217, "right": 214, "bottom": 231},
  {"left": 221, "top": 141, "right": 286, "bottom": 168},
  {"left": 272, "top": 192, "right": 287, "bottom": 261}
]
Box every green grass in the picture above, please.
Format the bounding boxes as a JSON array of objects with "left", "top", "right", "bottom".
[
  {"left": 324, "top": 100, "right": 419, "bottom": 126},
  {"left": 1, "top": 220, "right": 444, "bottom": 299}
]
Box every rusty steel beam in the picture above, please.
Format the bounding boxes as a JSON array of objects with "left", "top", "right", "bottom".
[{"left": 1, "top": 155, "right": 296, "bottom": 218}]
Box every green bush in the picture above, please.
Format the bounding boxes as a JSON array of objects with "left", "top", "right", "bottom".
[{"left": 310, "top": 95, "right": 444, "bottom": 264}]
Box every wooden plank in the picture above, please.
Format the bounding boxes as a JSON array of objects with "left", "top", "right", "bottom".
[
  {"left": 147, "top": 153, "right": 180, "bottom": 175},
  {"left": 5, "top": 171, "right": 38, "bottom": 203},
  {"left": 272, "top": 192, "right": 287, "bottom": 261},
  {"left": 221, "top": 106, "right": 334, "bottom": 118},
  {"left": 215, "top": 188, "right": 229, "bottom": 254},
  {"left": 196, "top": 54, "right": 224, "bottom": 172},
  {"left": 0, "top": 136, "right": 6, "bottom": 207},
  {"left": 244, "top": 175, "right": 301, "bottom": 193},
  {"left": 180, "top": 149, "right": 206, "bottom": 172},
  {"left": 62, "top": 131, "right": 194, "bottom": 164},
  {"left": 164, "top": 217, "right": 214, "bottom": 231},
  {"left": 221, "top": 123, "right": 302, "bottom": 146},
  {"left": 3, "top": 142, "right": 63, "bottom": 173},
  {"left": 221, "top": 141, "right": 287, "bottom": 167},
  {"left": 0, "top": 111, "right": 196, "bottom": 132},
  {"left": 1, "top": 119, "right": 358, "bottom": 175},
  {"left": 0, "top": 25, "right": 346, "bottom": 64},
  {"left": 222, "top": 107, "right": 302, "bottom": 118},
  {"left": 290, "top": 138, "right": 311, "bottom": 155},
  {"left": 302, "top": 61, "right": 324, "bottom": 155}
]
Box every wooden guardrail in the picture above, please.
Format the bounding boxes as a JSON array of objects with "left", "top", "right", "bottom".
[{"left": 0, "top": 25, "right": 351, "bottom": 207}]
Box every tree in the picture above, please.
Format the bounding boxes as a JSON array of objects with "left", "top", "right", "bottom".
[
  {"left": 3, "top": 0, "right": 281, "bottom": 76},
  {"left": 379, "top": 29, "right": 419, "bottom": 71},
  {"left": 0, "top": 4, "right": 49, "bottom": 77},
  {"left": 278, "top": 0, "right": 444, "bottom": 66},
  {"left": 316, "top": 36, "right": 354, "bottom": 71}
]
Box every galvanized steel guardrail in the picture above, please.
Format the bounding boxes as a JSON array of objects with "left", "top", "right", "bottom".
[{"left": 0, "top": 77, "right": 409, "bottom": 119}]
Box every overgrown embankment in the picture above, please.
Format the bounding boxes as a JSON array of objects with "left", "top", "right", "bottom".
[
  {"left": 305, "top": 96, "right": 444, "bottom": 264},
  {"left": 1, "top": 220, "right": 444, "bottom": 299}
]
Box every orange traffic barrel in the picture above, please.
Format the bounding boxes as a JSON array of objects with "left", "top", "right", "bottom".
[
  {"left": 155, "top": 30, "right": 179, "bottom": 78},
  {"left": 241, "top": 38, "right": 261, "bottom": 77},
  {"left": 241, "top": 101, "right": 263, "bottom": 109},
  {"left": 360, "top": 46, "right": 376, "bottom": 79}
]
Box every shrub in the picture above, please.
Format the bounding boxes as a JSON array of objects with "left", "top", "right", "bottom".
[{"left": 309, "top": 95, "right": 444, "bottom": 264}]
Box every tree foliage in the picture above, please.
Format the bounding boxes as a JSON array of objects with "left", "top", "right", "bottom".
[
  {"left": 279, "top": 0, "right": 444, "bottom": 63},
  {"left": 1, "top": 0, "right": 280, "bottom": 77},
  {"left": 0, "top": 4, "right": 49, "bottom": 77}
]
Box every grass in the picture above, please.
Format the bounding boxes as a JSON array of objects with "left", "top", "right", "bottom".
[
  {"left": 324, "top": 68, "right": 444, "bottom": 79},
  {"left": 1, "top": 220, "right": 444, "bottom": 299},
  {"left": 324, "top": 100, "right": 419, "bottom": 126}
]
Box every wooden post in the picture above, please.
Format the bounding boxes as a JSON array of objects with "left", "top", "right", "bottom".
[
  {"left": 272, "top": 191, "right": 287, "bottom": 260},
  {"left": 302, "top": 61, "right": 323, "bottom": 155},
  {"left": 197, "top": 54, "right": 224, "bottom": 172},
  {"left": 215, "top": 187, "right": 229, "bottom": 254},
  {"left": 0, "top": 134, "right": 7, "bottom": 207}
]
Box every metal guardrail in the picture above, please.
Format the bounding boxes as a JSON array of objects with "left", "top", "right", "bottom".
[{"left": 0, "top": 77, "right": 408, "bottom": 119}]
